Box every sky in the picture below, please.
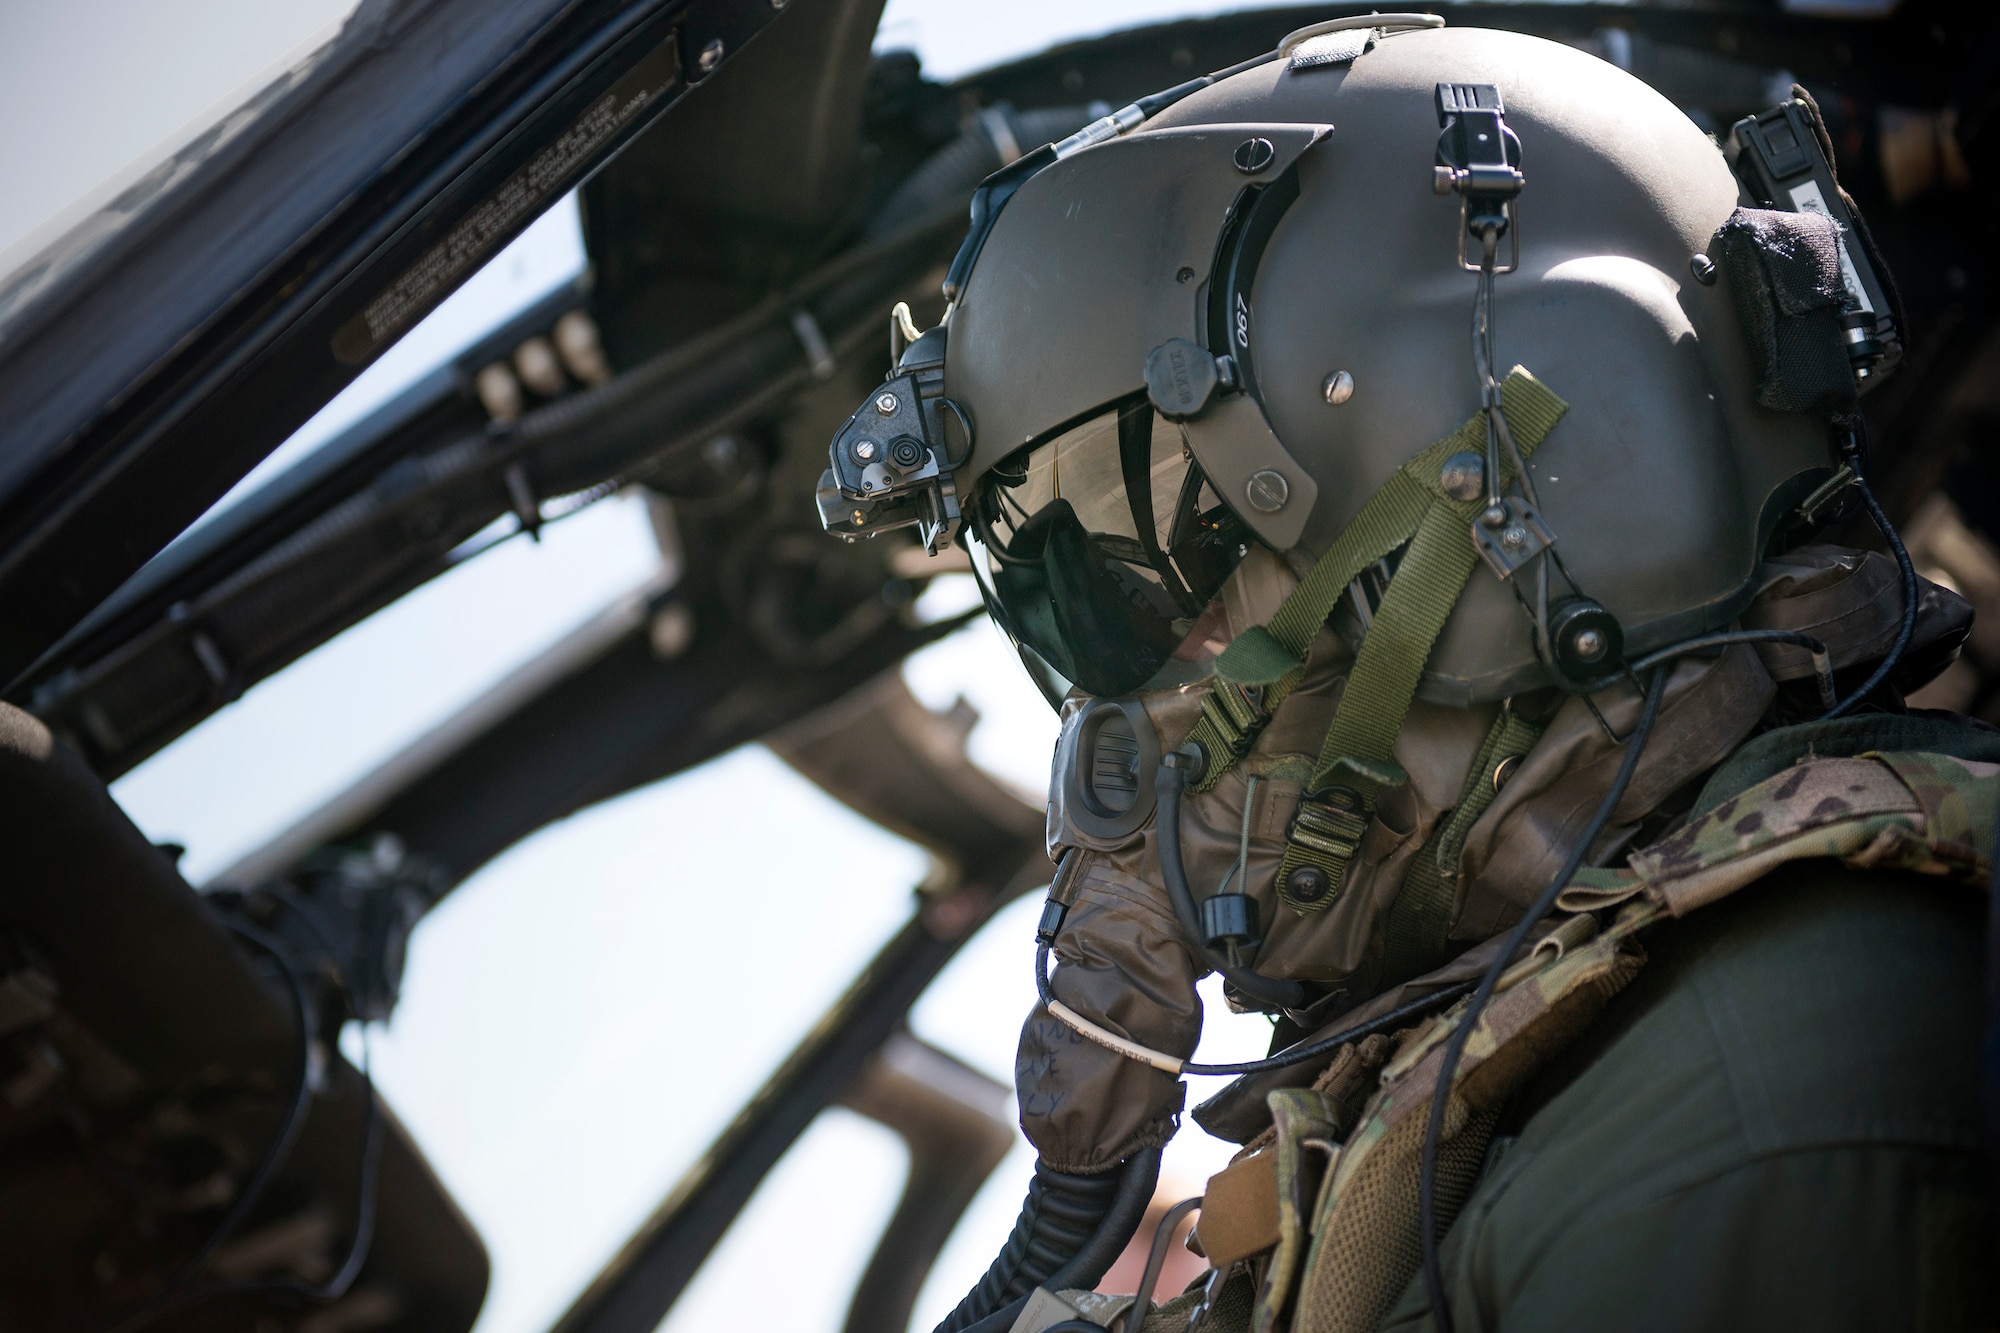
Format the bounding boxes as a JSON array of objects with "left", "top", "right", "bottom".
[{"left": 0, "top": 4, "right": 1305, "bottom": 1332}]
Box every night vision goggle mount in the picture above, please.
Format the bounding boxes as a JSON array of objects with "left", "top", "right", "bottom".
[
  {"left": 1433, "top": 82, "right": 1523, "bottom": 273},
  {"left": 814, "top": 35, "right": 1314, "bottom": 557},
  {"left": 815, "top": 326, "right": 972, "bottom": 554}
]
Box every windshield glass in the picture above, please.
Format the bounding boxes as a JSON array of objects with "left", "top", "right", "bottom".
[
  {"left": 79, "top": 4, "right": 1323, "bottom": 1331},
  {"left": 0, "top": 0, "right": 358, "bottom": 315}
]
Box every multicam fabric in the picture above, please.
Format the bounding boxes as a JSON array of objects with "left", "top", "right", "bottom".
[
  {"left": 1226, "top": 746, "right": 1997, "bottom": 1333},
  {"left": 1558, "top": 749, "right": 1999, "bottom": 918},
  {"left": 1281, "top": 928, "right": 1642, "bottom": 1333}
]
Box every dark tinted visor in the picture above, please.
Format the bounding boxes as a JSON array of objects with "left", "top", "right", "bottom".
[{"left": 968, "top": 397, "right": 1251, "bottom": 697}]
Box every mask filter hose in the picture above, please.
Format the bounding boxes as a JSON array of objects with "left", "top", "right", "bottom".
[{"left": 934, "top": 1147, "right": 1163, "bottom": 1333}]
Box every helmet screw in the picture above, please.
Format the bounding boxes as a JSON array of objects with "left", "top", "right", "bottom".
[
  {"left": 1573, "top": 628, "right": 1607, "bottom": 661},
  {"left": 1286, "top": 865, "right": 1331, "bottom": 904},
  {"left": 853, "top": 439, "right": 877, "bottom": 461},
  {"left": 1322, "top": 369, "right": 1356, "bottom": 405},
  {"left": 1499, "top": 525, "right": 1530, "bottom": 552},
  {"left": 1245, "top": 469, "right": 1291, "bottom": 513},
  {"left": 1234, "top": 137, "right": 1277, "bottom": 174},
  {"left": 697, "top": 38, "right": 725, "bottom": 75},
  {"left": 1438, "top": 451, "right": 1485, "bottom": 502},
  {"left": 1690, "top": 252, "right": 1718, "bottom": 286},
  {"left": 875, "top": 392, "right": 901, "bottom": 416}
]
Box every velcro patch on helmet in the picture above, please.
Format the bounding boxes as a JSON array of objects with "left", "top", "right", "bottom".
[
  {"left": 1288, "top": 29, "right": 1374, "bottom": 69},
  {"left": 1713, "top": 206, "right": 1858, "bottom": 420}
]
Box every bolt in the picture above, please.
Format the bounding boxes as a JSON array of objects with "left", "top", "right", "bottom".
[
  {"left": 1690, "top": 252, "right": 1718, "bottom": 286},
  {"left": 1233, "top": 137, "right": 1276, "bottom": 174},
  {"left": 1245, "top": 469, "right": 1290, "bottom": 513},
  {"left": 1573, "top": 628, "right": 1607, "bottom": 661},
  {"left": 1438, "top": 451, "right": 1484, "bottom": 502},
  {"left": 1286, "top": 865, "right": 1331, "bottom": 904},
  {"left": 1322, "top": 369, "right": 1356, "bottom": 405},
  {"left": 697, "top": 38, "right": 725, "bottom": 74},
  {"left": 875, "top": 391, "right": 901, "bottom": 416},
  {"left": 853, "top": 439, "right": 877, "bottom": 461},
  {"left": 1176, "top": 266, "right": 1196, "bottom": 284},
  {"left": 1500, "top": 525, "right": 1529, "bottom": 552}
]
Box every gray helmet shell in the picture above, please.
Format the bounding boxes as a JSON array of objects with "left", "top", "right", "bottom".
[{"left": 946, "top": 26, "right": 1831, "bottom": 702}]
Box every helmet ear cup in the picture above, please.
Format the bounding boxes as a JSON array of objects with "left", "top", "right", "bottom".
[{"left": 1057, "top": 698, "right": 1162, "bottom": 842}]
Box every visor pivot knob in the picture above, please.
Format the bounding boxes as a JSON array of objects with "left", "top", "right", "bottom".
[
  {"left": 1245, "top": 469, "right": 1291, "bottom": 513},
  {"left": 1234, "top": 137, "right": 1277, "bottom": 174},
  {"left": 1439, "top": 451, "right": 1485, "bottom": 501},
  {"left": 1689, "top": 252, "right": 1718, "bottom": 286},
  {"left": 875, "top": 392, "right": 901, "bottom": 416},
  {"left": 1322, "top": 369, "right": 1356, "bottom": 405}
]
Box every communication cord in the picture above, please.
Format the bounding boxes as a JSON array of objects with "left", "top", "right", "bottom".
[
  {"left": 171, "top": 920, "right": 316, "bottom": 1291},
  {"left": 1418, "top": 517, "right": 1914, "bottom": 1331},
  {"left": 1417, "top": 662, "right": 1668, "bottom": 1333},
  {"left": 1821, "top": 425, "right": 1918, "bottom": 719},
  {"left": 105, "top": 922, "right": 384, "bottom": 1333}
]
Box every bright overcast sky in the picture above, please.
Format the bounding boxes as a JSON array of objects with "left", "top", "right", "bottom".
[{"left": 2, "top": 5, "right": 1296, "bottom": 1332}]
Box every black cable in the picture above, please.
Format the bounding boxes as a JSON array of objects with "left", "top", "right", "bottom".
[
  {"left": 1821, "top": 455, "right": 1917, "bottom": 719},
  {"left": 105, "top": 919, "right": 383, "bottom": 1333},
  {"left": 1627, "top": 629, "right": 1837, "bottom": 710},
  {"left": 1156, "top": 760, "right": 1307, "bottom": 1012},
  {"left": 1187, "top": 983, "right": 1475, "bottom": 1078},
  {"left": 1417, "top": 664, "right": 1669, "bottom": 1333},
  {"left": 104, "top": 1034, "right": 382, "bottom": 1333},
  {"left": 172, "top": 921, "right": 317, "bottom": 1291},
  {"left": 1035, "top": 936, "right": 1473, "bottom": 1078},
  {"left": 1116, "top": 1196, "right": 1205, "bottom": 1333}
]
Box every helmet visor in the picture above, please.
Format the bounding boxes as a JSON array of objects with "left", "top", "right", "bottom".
[{"left": 969, "top": 396, "right": 1251, "bottom": 697}]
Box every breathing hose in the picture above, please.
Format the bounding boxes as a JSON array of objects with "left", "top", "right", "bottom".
[{"left": 934, "top": 1147, "right": 1163, "bottom": 1333}]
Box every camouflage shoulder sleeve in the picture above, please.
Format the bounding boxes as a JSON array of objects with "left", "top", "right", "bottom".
[{"left": 1558, "top": 748, "right": 1999, "bottom": 920}]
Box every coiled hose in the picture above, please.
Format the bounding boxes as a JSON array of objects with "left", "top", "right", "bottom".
[{"left": 934, "top": 1147, "right": 1162, "bottom": 1333}]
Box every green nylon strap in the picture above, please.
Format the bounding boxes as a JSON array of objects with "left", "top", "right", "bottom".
[
  {"left": 1186, "top": 368, "right": 1568, "bottom": 798},
  {"left": 1378, "top": 707, "right": 1545, "bottom": 980},
  {"left": 1272, "top": 371, "right": 1568, "bottom": 910}
]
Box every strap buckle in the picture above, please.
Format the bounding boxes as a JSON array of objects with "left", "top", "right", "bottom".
[{"left": 1200, "top": 681, "right": 1271, "bottom": 762}]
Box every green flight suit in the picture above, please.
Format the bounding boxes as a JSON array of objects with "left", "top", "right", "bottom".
[{"left": 1374, "top": 857, "right": 1988, "bottom": 1332}]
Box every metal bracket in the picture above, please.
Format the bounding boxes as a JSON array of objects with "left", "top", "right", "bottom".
[
  {"left": 1434, "top": 82, "right": 1523, "bottom": 273},
  {"left": 1471, "top": 495, "right": 1556, "bottom": 580}
]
